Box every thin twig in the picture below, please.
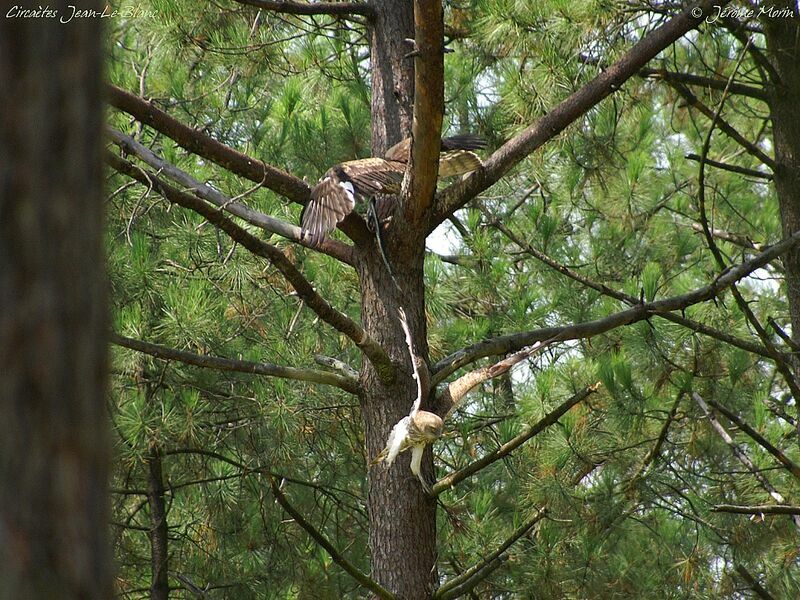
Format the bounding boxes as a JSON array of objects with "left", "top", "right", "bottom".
[
  {"left": 268, "top": 477, "right": 396, "bottom": 600},
  {"left": 433, "top": 384, "right": 599, "bottom": 495},
  {"left": 692, "top": 392, "right": 800, "bottom": 529},
  {"left": 685, "top": 153, "right": 772, "bottom": 180},
  {"left": 705, "top": 397, "right": 800, "bottom": 480},
  {"left": 436, "top": 508, "right": 547, "bottom": 599}
]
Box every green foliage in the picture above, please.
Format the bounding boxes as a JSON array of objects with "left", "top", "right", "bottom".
[{"left": 107, "top": 0, "right": 799, "bottom": 598}]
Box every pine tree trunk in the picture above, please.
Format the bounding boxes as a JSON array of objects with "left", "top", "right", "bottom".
[
  {"left": 764, "top": 8, "right": 800, "bottom": 348},
  {"left": 146, "top": 447, "right": 170, "bottom": 600},
  {"left": 368, "top": 0, "right": 415, "bottom": 153},
  {"left": 360, "top": 247, "right": 438, "bottom": 599},
  {"left": 0, "top": 3, "right": 111, "bottom": 598},
  {"left": 362, "top": 1, "right": 439, "bottom": 597}
]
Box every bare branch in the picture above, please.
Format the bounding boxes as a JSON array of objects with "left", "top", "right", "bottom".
[
  {"left": 165, "top": 448, "right": 366, "bottom": 510},
  {"left": 403, "top": 0, "right": 444, "bottom": 223},
  {"left": 432, "top": 384, "right": 599, "bottom": 496},
  {"left": 112, "top": 333, "right": 359, "bottom": 394},
  {"left": 488, "top": 216, "right": 774, "bottom": 360},
  {"left": 717, "top": 16, "right": 780, "bottom": 83},
  {"left": 436, "top": 508, "right": 547, "bottom": 600},
  {"left": 232, "top": 0, "right": 373, "bottom": 17},
  {"left": 268, "top": 477, "right": 396, "bottom": 600},
  {"left": 175, "top": 574, "right": 210, "bottom": 599},
  {"left": 768, "top": 317, "right": 800, "bottom": 351},
  {"left": 107, "top": 127, "right": 355, "bottom": 265},
  {"left": 313, "top": 354, "right": 359, "bottom": 380},
  {"left": 686, "top": 220, "right": 767, "bottom": 252},
  {"left": 712, "top": 504, "right": 800, "bottom": 516},
  {"left": 704, "top": 397, "right": 800, "bottom": 481},
  {"left": 670, "top": 83, "right": 777, "bottom": 170},
  {"left": 107, "top": 153, "right": 396, "bottom": 381},
  {"left": 735, "top": 565, "right": 777, "bottom": 600},
  {"left": 107, "top": 85, "right": 309, "bottom": 204},
  {"left": 431, "top": 0, "right": 731, "bottom": 226},
  {"left": 631, "top": 393, "right": 683, "bottom": 483},
  {"left": 685, "top": 153, "right": 773, "bottom": 180},
  {"left": 692, "top": 392, "right": 800, "bottom": 528},
  {"left": 432, "top": 229, "right": 800, "bottom": 382},
  {"left": 427, "top": 252, "right": 475, "bottom": 267},
  {"left": 640, "top": 67, "right": 767, "bottom": 101},
  {"left": 108, "top": 85, "right": 373, "bottom": 246}
]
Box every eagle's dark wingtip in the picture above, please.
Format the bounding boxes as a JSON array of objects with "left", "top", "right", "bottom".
[
  {"left": 300, "top": 226, "right": 324, "bottom": 248},
  {"left": 441, "top": 134, "right": 487, "bottom": 151}
]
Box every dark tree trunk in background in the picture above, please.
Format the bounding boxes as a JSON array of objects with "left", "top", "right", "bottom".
[
  {"left": 763, "top": 6, "right": 800, "bottom": 349},
  {"left": 362, "top": 1, "right": 439, "bottom": 597},
  {"left": 146, "top": 447, "right": 170, "bottom": 600},
  {"left": 763, "top": 5, "right": 800, "bottom": 437},
  {"left": 0, "top": 3, "right": 111, "bottom": 598}
]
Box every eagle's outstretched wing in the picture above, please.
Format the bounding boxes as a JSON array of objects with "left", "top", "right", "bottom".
[
  {"left": 385, "top": 134, "right": 487, "bottom": 177},
  {"left": 301, "top": 135, "right": 486, "bottom": 246},
  {"left": 301, "top": 159, "right": 404, "bottom": 246}
]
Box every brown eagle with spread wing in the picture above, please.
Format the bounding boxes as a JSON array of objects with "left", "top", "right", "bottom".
[{"left": 301, "top": 135, "right": 485, "bottom": 246}]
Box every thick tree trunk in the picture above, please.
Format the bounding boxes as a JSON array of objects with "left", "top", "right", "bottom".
[
  {"left": 369, "top": 0, "right": 415, "bottom": 153},
  {"left": 146, "top": 447, "right": 170, "bottom": 600},
  {"left": 763, "top": 7, "right": 800, "bottom": 346},
  {"left": 363, "top": 2, "right": 439, "bottom": 597},
  {"left": 360, "top": 248, "right": 438, "bottom": 599},
  {"left": 0, "top": 3, "right": 111, "bottom": 598},
  {"left": 763, "top": 4, "right": 800, "bottom": 440}
]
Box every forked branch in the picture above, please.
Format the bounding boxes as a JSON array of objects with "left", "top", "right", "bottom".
[
  {"left": 108, "top": 85, "right": 309, "bottom": 204},
  {"left": 107, "top": 152, "right": 395, "bottom": 381},
  {"left": 108, "top": 127, "right": 354, "bottom": 264},
  {"left": 433, "top": 230, "right": 800, "bottom": 381},
  {"left": 112, "top": 333, "right": 359, "bottom": 394},
  {"left": 432, "top": 0, "right": 731, "bottom": 226},
  {"left": 692, "top": 392, "right": 800, "bottom": 528},
  {"left": 433, "top": 384, "right": 599, "bottom": 495},
  {"left": 268, "top": 477, "right": 396, "bottom": 600},
  {"left": 436, "top": 508, "right": 547, "bottom": 599}
]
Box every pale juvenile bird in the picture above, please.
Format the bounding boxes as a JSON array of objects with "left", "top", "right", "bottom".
[
  {"left": 301, "top": 135, "right": 485, "bottom": 246},
  {"left": 371, "top": 307, "right": 444, "bottom": 493},
  {"left": 371, "top": 409, "right": 444, "bottom": 493}
]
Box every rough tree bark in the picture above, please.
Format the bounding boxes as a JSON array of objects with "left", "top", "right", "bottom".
[
  {"left": 762, "top": 5, "right": 800, "bottom": 441},
  {"left": 763, "top": 6, "right": 800, "bottom": 350},
  {"left": 362, "top": 1, "right": 439, "bottom": 597},
  {"left": 146, "top": 446, "right": 169, "bottom": 600},
  {"left": 0, "top": 2, "right": 112, "bottom": 598},
  {"left": 368, "top": 0, "right": 415, "bottom": 154}
]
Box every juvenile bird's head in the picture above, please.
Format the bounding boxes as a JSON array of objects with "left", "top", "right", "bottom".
[{"left": 411, "top": 410, "right": 444, "bottom": 443}]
